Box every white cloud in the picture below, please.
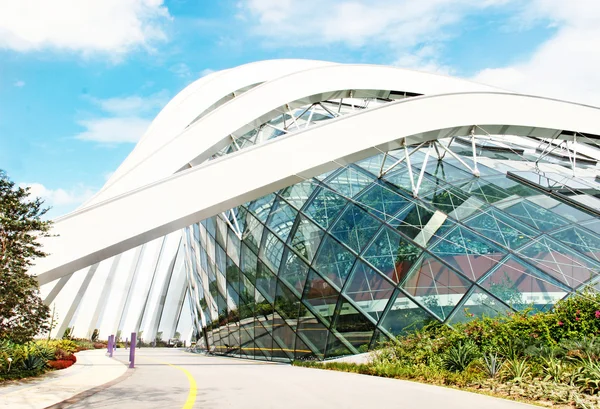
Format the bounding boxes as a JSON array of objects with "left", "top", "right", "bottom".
[
  {"left": 13, "top": 80, "right": 25, "bottom": 87},
  {"left": 0, "top": 0, "right": 170, "bottom": 56},
  {"left": 472, "top": 0, "right": 600, "bottom": 106},
  {"left": 393, "top": 45, "right": 454, "bottom": 75},
  {"left": 237, "top": 0, "right": 509, "bottom": 49},
  {"left": 75, "top": 117, "right": 152, "bottom": 143},
  {"left": 170, "top": 62, "right": 192, "bottom": 78},
  {"left": 20, "top": 182, "right": 96, "bottom": 217},
  {"left": 75, "top": 91, "right": 169, "bottom": 144}
]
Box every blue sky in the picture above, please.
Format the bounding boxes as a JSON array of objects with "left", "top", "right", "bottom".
[{"left": 1, "top": 0, "right": 599, "bottom": 218}]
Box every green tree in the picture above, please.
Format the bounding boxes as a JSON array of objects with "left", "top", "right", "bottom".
[{"left": 0, "top": 170, "right": 51, "bottom": 343}]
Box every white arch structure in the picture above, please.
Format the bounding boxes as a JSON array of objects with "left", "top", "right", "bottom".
[{"left": 33, "top": 60, "right": 600, "bottom": 341}]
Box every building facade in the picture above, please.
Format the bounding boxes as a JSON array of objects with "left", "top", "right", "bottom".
[{"left": 34, "top": 60, "right": 600, "bottom": 361}]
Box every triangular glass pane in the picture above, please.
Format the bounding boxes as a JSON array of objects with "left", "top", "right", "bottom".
[
  {"left": 389, "top": 203, "right": 434, "bottom": 241},
  {"left": 274, "top": 280, "right": 301, "bottom": 328},
  {"left": 518, "top": 236, "right": 600, "bottom": 289},
  {"left": 253, "top": 318, "right": 273, "bottom": 359},
  {"left": 266, "top": 198, "right": 298, "bottom": 242},
  {"left": 448, "top": 287, "right": 510, "bottom": 324},
  {"left": 379, "top": 290, "right": 438, "bottom": 336},
  {"left": 242, "top": 213, "right": 264, "bottom": 255},
  {"left": 327, "top": 166, "right": 374, "bottom": 198},
  {"left": 400, "top": 253, "right": 471, "bottom": 320},
  {"left": 464, "top": 208, "right": 538, "bottom": 250},
  {"left": 255, "top": 261, "right": 277, "bottom": 304},
  {"left": 334, "top": 298, "right": 376, "bottom": 352},
  {"left": 552, "top": 226, "right": 600, "bottom": 263},
  {"left": 356, "top": 181, "right": 410, "bottom": 221},
  {"left": 343, "top": 261, "right": 395, "bottom": 322},
  {"left": 297, "top": 306, "right": 327, "bottom": 359},
  {"left": 259, "top": 231, "right": 284, "bottom": 273},
  {"left": 369, "top": 329, "right": 391, "bottom": 350},
  {"left": 501, "top": 199, "right": 568, "bottom": 232},
  {"left": 294, "top": 334, "right": 319, "bottom": 361},
  {"left": 278, "top": 249, "right": 310, "bottom": 297},
  {"left": 423, "top": 160, "right": 473, "bottom": 184},
  {"left": 330, "top": 204, "right": 381, "bottom": 253},
  {"left": 325, "top": 332, "right": 354, "bottom": 359},
  {"left": 430, "top": 226, "right": 506, "bottom": 281},
  {"left": 280, "top": 181, "right": 316, "bottom": 210},
  {"left": 303, "top": 187, "right": 347, "bottom": 229},
  {"left": 290, "top": 216, "right": 324, "bottom": 263},
  {"left": 272, "top": 319, "right": 296, "bottom": 360},
  {"left": 455, "top": 178, "right": 512, "bottom": 204},
  {"left": 480, "top": 257, "right": 568, "bottom": 311},
  {"left": 240, "top": 243, "right": 258, "bottom": 285},
  {"left": 247, "top": 193, "right": 276, "bottom": 223},
  {"left": 363, "top": 226, "right": 421, "bottom": 284},
  {"left": 383, "top": 164, "right": 437, "bottom": 196},
  {"left": 302, "top": 270, "right": 340, "bottom": 325},
  {"left": 355, "top": 153, "right": 399, "bottom": 176},
  {"left": 424, "top": 185, "right": 486, "bottom": 220},
  {"left": 312, "top": 235, "right": 356, "bottom": 290}
]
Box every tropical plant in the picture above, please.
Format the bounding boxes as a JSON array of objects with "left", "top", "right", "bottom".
[
  {"left": 481, "top": 353, "right": 503, "bottom": 379},
  {"left": 442, "top": 340, "right": 480, "bottom": 372},
  {"left": 22, "top": 353, "right": 46, "bottom": 371},
  {"left": 541, "top": 357, "right": 568, "bottom": 383},
  {"left": 502, "top": 358, "right": 530, "bottom": 383},
  {"left": 91, "top": 329, "right": 99, "bottom": 342}
]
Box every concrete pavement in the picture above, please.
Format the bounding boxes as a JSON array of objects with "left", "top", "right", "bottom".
[
  {"left": 0, "top": 349, "right": 128, "bottom": 409},
  {"left": 64, "top": 349, "right": 535, "bottom": 409}
]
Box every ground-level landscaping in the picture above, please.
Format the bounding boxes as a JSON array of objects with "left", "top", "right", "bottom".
[{"left": 294, "top": 290, "right": 600, "bottom": 409}]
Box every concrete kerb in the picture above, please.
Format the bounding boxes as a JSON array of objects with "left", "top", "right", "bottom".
[{"left": 0, "top": 349, "right": 129, "bottom": 409}]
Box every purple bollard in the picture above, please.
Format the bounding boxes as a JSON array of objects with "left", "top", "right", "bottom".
[
  {"left": 107, "top": 335, "right": 112, "bottom": 354},
  {"left": 129, "top": 332, "right": 136, "bottom": 368},
  {"left": 109, "top": 335, "right": 114, "bottom": 358}
]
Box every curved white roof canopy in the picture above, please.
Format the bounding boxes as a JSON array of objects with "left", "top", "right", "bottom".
[
  {"left": 88, "top": 63, "right": 500, "bottom": 205},
  {"left": 33, "top": 92, "right": 600, "bottom": 284}
]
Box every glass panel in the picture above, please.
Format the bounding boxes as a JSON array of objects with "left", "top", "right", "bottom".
[
  {"left": 325, "top": 332, "right": 354, "bottom": 358},
  {"left": 334, "top": 298, "right": 376, "bottom": 352},
  {"left": 247, "top": 193, "right": 276, "bottom": 223},
  {"left": 280, "top": 181, "right": 316, "bottom": 210},
  {"left": 302, "top": 270, "right": 339, "bottom": 325},
  {"left": 266, "top": 198, "right": 298, "bottom": 242},
  {"left": 255, "top": 261, "right": 277, "bottom": 303},
  {"left": 423, "top": 160, "right": 472, "bottom": 183},
  {"left": 242, "top": 213, "right": 264, "bottom": 254},
  {"left": 226, "top": 229, "right": 241, "bottom": 266},
  {"left": 464, "top": 208, "right": 538, "bottom": 250},
  {"left": 379, "top": 290, "right": 437, "bottom": 336},
  {"left": 272, "top": 319, "right": 296, "bottom": 360},
  {"left": 297, "top": 307, "right": 327, "bottom": 359},
  {"left": 260, "top": 231, "right": 284, "bottom": 273},
  {"left": 552, "top": 226, "right": 600, "bottom": 262},
  {"left": 454, "top": 178, "right": 512, "bottom": 204},
  {"left": 401, "top": 253, "right": 471, "bottom": 320},
  {"left": 424, "top": 185, "right": 486, "bottom": 220},
  {"left": 253, "top": 318, "right": 273, "bottom": 359},
  {"left": 356, "top": 181, "right": 410, "bottom": 221},
  {"left": 274, "top": 281, "right": 302, "bottom": 327},
  {"left": 303, "top": 187, "right": 347, "bottom": 229},
  {"left": 355, "top": 153, "right": 399, "bottom": 176},
  {"left": 501, "top": 199, "right": 568, "bottom": 231},
  {"left": 216, "top": 216, "right": 227, "bottom": 249},
  {"left": 294, "top": 334, "right": 318, "bottom": 361},
  {"left": 448, "top": 287, "right": 510, "bottom": 324},
  {"left": 389, "top": 203, "right": 435, "bottom": 241},
  {"left": 343, "top": 261, "right": 395, "bottom": 322},
  {"left": 327, "top": 166, "right": 374, "bottom": 198},
  {"left": 430, "top": 226, "right": 506, "bottom": 281},
  {"left": 518, "top": 236, "right": 600, "bottom": 289},
  {"left": 278, "top": 249, "right": 310, "bottom": 297},
  {"left": 290, "top": 216, "right": 324, "bottom": 263},
  {"left": 330, "top": 204, "right": 381, "bottom": 253},
  {"left": 312, "top": 235, "right": 356, "bottom": 290},
  {"left": 383, "top": 164, "right": 437, "bottom": 195},
  {"left": 363, "top": 226, "right": 421, "bottom": 284},
  {"left": 481, "top": 257, "right": 568, "bottom": 311},
  {"left": 240, "top": 243, "right": 258, "bottom": 285},
  {"left": 369, "top": 329, "right": 391, "bottom": 350}
]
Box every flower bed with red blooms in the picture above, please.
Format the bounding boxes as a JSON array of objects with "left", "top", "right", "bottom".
[{"left": 47, "top": 354, "right": 77, "bottom": 370}]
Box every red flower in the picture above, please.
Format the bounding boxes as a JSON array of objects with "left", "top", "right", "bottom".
[
  {"left": 576, "top": 317, "right": 581, "bottom": 321},
  {"left": 558, "top": 321, "right": 564, "bottom": 326},
  {"left": 595, "top": 311, "right": 600, "bottom": 319}
]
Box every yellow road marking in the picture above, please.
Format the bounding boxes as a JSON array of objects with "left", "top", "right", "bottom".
[{"left": 141, "top": 356, "right": 197, "bottom": 409}]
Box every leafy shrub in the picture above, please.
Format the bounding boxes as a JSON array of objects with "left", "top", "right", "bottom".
[
  {"left": 22, "top": 353, "right": 46, "bottom": 371},
  {"left": 481, "top": 353, "right": 503, "bottom": 379},
  {"left": 442, "top": 340, "right": 480, "bottom": 372}
]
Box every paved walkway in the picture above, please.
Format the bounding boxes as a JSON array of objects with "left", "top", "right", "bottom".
[
  {"left": 0, "top": 349, "right": 128, "bottom": 409},
  {"left": 65, "top": 349, "right": 534, "bottom": 409}
]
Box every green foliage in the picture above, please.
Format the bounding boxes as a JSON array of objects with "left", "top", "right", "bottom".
[
  {"left": 502, "top": 358, "right": 530, "bottom": 383},
  {"left": 442, "top": 340, "right": 480, "bottom": 372},
  {"left": 481, "top": 353, "right": 503, "bottom": 379},
  {"left": 0, "top": 170, "right": 52, "bottom": 343}
]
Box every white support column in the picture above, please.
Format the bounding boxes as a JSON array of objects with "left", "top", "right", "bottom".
[
  {"left": 404, "top": 145, "right": 417, "bottom": 197},
  {"left": 470, "top": 126, "right": 480, "bottom": 177}
]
